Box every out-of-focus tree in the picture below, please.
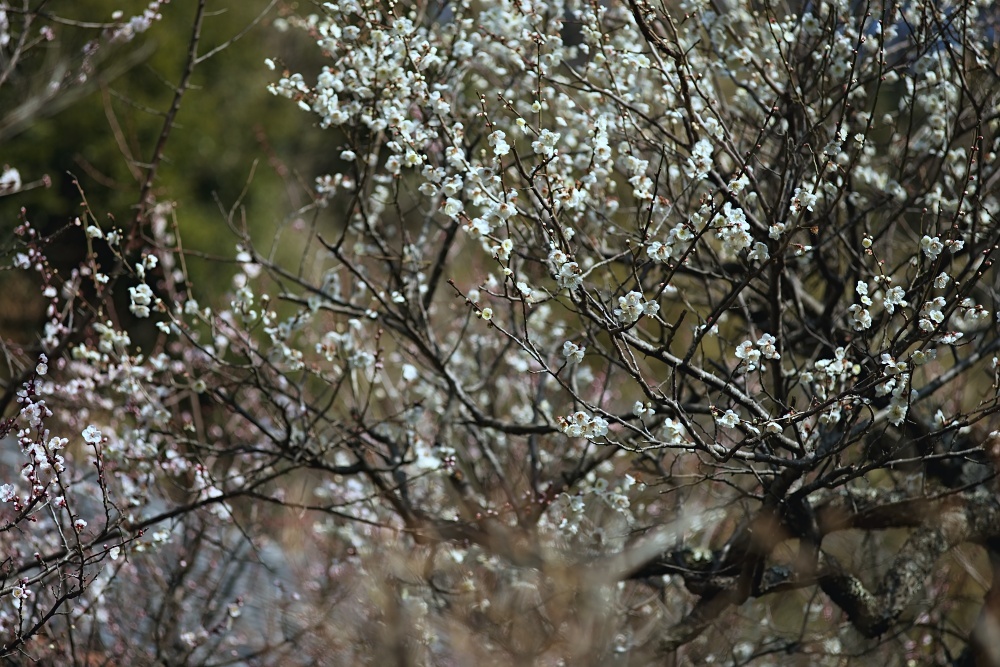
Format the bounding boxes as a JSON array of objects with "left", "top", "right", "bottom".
[{"left": 4, "top": 0, "right": 1000, "bottom": 665}]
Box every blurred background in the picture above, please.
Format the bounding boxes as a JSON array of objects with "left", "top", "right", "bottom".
[{"left": 0, "top": 0, "right": 335, "bottom": 342}]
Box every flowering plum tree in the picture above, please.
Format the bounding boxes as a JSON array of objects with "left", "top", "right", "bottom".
[{"left": 4, "top": 0, "right": 1000, "bottom": 664}]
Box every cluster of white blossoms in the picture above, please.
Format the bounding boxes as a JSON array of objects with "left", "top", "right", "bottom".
[
  {"left": 733, "top": 333, "right": 781, "bottom": 373},
  {"left": 4, "top": 0, "right": 1000, "bottom": 658},
  {"left": 614, "top": 291, "right": 659, "bottom": 325},
  {"left": 127, "top": 254, "right": 160, "bottom": 318},
  {"left": 882, "top": 285, "right": 908, "bottom": 314},
  {"left": 646, "top": 222, "right": 696, "bottom": 264},
  {"left": 918, "top": 296, "right": 948, "bottom": 333},
  {"left": 558, "top": 411, "right": 609, "bottom": 440},
  {"left": 789, "top": 186, "right": 818, "bottom": 214},
  {"left": 710, "top": 203, "right": 752, "bottom": 256},
  {"left": 686, "top": 138, "right": 714, "bottom": 180},
  {"left": 548, "top": 245, "right": 583, "bottom": 292},
  {"left": 800, "top": 347, "right": 859, "bottom": 402},
  {"left": 849, "top": 280, "right": 874, "bottom": 331}
]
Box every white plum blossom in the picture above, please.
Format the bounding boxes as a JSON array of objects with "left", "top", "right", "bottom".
[
  {"left": 887, "top": 395, "right": 909, "bottom": 426},
  {"left": 442, "top": 197, "right": 464, "bottom": 218},
  {"left": 717, "top": 409, "right": 740, "bottom": 429},
  {"left": 82, "top": 425, "right": 102, "bottom": 444},
  {"left": 920, "top": 235, "right": 944, "bottom": 259},
  {"left": 848, "top": 304, "right": 872, "bottom": 330},
  {"left": 562, "top": 341, "right": 585, "bottom": 364},
  {"left": 0, "top": 165, "right": 21, "bottom": 194},
  {"left": 0, "top": 484, "right": 16, "bottom": 503},
  {"left": 548, "top": 246, "right": 583, "bottom": 292},
  {"left": 492, "top": 238, "right": 514, "bottom": 260},
  {"left": 556, "top": 262, "right": 583, "bottom": 291},
  {"left": 748, "top": 242, "right": 769, "bottom": 263},
  {"left": 734, "top": 340, "right": 761, "bottom": 372}
]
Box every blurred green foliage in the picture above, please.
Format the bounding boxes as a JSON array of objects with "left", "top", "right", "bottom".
[{"left": 1, "top": 0, "right": 338, "bottom": 289}]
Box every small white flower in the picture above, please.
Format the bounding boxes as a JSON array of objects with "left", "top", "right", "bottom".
[
  {"left": 717, "top": 409, "right": 740, "bottom": 429},
  {"left": 442, "top": 197, "right": 463, "bottom": 218},
  {"left": 920, "top": 235, "right": 944, "bottom": 259},
  {"left": 747, "top": 242, "right": 769, "bottom": 263},
  {"left": 0, "top": 166, "right": 21, "bottom": 195},
  {"left": 887, "top": 401, "right": 908, "bottom": 426},
  {"left": 633, "top": 401, "right": 654, "bottom": 418},
  {"left": 83, "top": 425, "right": 102, "bottom": 444},
  {"left": 848, "top": 304, "right": 872, "bottom": 330},
  {"left": 562, "top": 341, "right": 585, "bottom": 364},
  {"left": 734, "top": 340, "right": 760, "bottom": 372},
  {"left": 493, "top": 238, "right": 514, "bottom": 261}
]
